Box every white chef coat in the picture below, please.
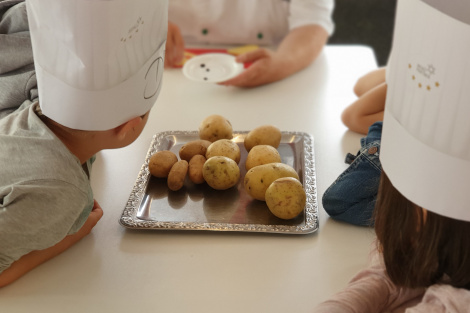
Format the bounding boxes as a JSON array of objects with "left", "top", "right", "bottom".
[{"left": 168, "top": 0, "right": 334, "bottom": 46}]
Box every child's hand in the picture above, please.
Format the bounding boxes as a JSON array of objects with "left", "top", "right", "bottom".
[
  {"left": 353, "top": 67, "right": 386, "bottom": 97},
  {"left": 165, "top": 21, "right": 185, "bottom": 68},
  {"left": 76, "top": 200, "right": 104, "bottom": 237},
  {"left": 85, "top": 199, "right": 104, "bottom": 233},
  {"left": 219, "top": 48, "right": 287, "bottom": 88}
]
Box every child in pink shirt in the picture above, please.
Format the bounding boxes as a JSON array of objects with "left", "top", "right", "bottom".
[
  {"left": 316, "top": 0, "right": 470, "bottom": 311},
  {"left": 315, "top": 176, "right": 470, "bottom": 312}
]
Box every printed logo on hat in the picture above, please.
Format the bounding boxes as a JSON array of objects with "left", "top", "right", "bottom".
[
  {"left": 381, "top": 0, "right": 470, "bottom": 222},
  {"left": 407, "top": 61, "right": 441, "bottom": 92}
]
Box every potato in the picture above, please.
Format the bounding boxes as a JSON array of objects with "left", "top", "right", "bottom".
[
  {"left": 244, "top": 125, "right": 281, "bottom": 152},
  {"left": 188, "top": 154, "right": 206, "bottom": 184},
  {"left": 179, "top": 140, "right": 212, "bottom": 161},
  {"left": 245, "top": 145, "right": 281, "bottom": 170},
  {"left": 167, "top": 160, "right": 189, "bottom": 191},
  {"left": 199, "top": 114, "right": 233, "bottom": 142},
  {"left": 148, "top": 150, "right": 178, "bottom": 178},
  {"left": 203, "top": 156, "right": 240, "bottom": 190},
  {"left": 205, "top": 139, "right": 241, "bottom": 164},
  {"left": 265, "top": 177, "right": 306, "bottom": 220},
  {"left": 244, "top": 163, "right": 299, "bottom": 201}
]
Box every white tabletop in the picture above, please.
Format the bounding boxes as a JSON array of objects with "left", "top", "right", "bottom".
[{"left": 1, "top": 45, "right": 378, "bottom": 313}]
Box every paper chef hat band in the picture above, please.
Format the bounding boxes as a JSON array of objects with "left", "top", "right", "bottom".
[
  {"left": 381, "top": 0, "right": 470, "bottom": 222},
  {"left": 26, "top": 0, "right": 168, "bottom": 131}
]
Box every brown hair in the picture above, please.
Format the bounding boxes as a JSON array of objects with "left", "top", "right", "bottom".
[{"left": 374, "top": 171, "right": 470, "bottom": 289}]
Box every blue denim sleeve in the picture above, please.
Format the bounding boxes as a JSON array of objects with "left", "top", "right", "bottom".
[{"left": 322, "top": 122, "right": 382, "bottom": 227}]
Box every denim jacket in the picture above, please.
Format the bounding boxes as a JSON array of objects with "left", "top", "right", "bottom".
[{"left": 322, "top": 122, "right": 383, "bottom": 226}]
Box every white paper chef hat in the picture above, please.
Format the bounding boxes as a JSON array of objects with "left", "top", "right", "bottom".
[
  {"left": 381, "top": 0, "right": 470, "bottom": 221},
  {"left": 26, "top": 0, "right": 168, "bottom": 131}
]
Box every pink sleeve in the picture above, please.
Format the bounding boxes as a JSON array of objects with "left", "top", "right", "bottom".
[
  {"left": 314, "top": 250, "right": 425, "bottom": 313},
  {"left": 404, "top": 285, "right": 470, "bottom": 313}
]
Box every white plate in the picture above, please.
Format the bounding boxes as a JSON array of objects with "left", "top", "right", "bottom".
[{"left": 182, "top": 53, "right": 244, "bottom": 83}]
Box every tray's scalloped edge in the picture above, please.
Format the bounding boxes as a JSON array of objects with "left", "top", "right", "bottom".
[{"left": 119, "top": 130, "right": 318, "bottom": 234}]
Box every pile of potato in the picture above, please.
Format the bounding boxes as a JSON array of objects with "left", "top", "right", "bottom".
[{"left": 148, "top": 114, "right": 306, "bottom": 220}]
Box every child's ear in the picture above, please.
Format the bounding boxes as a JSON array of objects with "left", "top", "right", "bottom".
[{"left": 114, "top": 116, "right": 142, "bottom": 141}]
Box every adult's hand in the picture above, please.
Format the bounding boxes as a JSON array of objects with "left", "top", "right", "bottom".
[
  {"left": 219, "top": 48, "right": 288, "bottom": 88},
  {"left": 220, "top": 24, "right": 328, "bottom": 88},
  {"left": 165, "top": 21, "right": 185, "bottom": 67}
]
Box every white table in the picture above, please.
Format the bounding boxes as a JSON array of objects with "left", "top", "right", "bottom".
[{"left": 1, "top": 46, "right": 378, "bottom": 313}]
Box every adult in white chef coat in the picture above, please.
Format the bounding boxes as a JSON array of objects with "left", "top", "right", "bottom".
[{"left": 165, "top": 0, "right": 334, "bottom": 87}]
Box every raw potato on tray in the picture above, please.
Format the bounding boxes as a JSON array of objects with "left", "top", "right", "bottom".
[
  {"left": 188, "top": 154, "right": 206, "bottom": 184},
  {"left": 203, "top": 156, "right": 240, "bottom": 190},
  {"left": 148, "top": 150, "right": 178, "bottom": 178},
  {"left": 146, "top": 115, "right": 307, "bottom": 220},
  {"left": 206, "top": 139, "right": 241, "bottom": 164},
  {"left": 179, "top": 140, "right": 211, "bottom": 161},
  {"left": 265, "top": 177, "right": 306, "bottom": 219},
  {"left": 245, "top": 145, "right": 281, "bottom": 170},
  {"left": 167, "top": 160, "right": 189, "bottom": 191},
  {"left": 244, "top": 125, "right": 282, "bottom": 152},
  {"left": 198, "top": 114, "right": 233, "bottom": 142},
  {"left": 244, "top": 162, "right": 299, "bottom": 201}
]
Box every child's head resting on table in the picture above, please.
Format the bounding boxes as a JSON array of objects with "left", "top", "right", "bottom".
[
  {"left": 0, "top": 0, "right": 168, "bottom": 288},
  {"left": 27, "top": 0, "right": 168, "bottom": 161},
  {"left": 374, "top": 0, "right": 470, "bottom": 287},
  {"left": 315, "top": 2, "right": 470, "bottom": 311}
]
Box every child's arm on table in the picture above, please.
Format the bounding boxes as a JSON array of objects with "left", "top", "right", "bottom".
[
  {"left": 221, "top": 24, "right": 328, "bottom": 87},
  {"left": 0, "top": 200, "right": 103, "bottom": 288},
  {"left": 341, "top": 82, "right": 387, "bottom": 135},
  {"left": 353, "top": 67, "right": 386, "bottom": 97}
]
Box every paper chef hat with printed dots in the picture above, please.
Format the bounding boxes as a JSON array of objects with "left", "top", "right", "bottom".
[
  {"left": 26, "top": 0, "right": 168, "bottom": 131},
  {"left": 381, "top": 0, "right": 470, "bottom": 221}
]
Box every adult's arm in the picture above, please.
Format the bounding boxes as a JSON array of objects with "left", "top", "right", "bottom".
[
  {"left": 164, "top": 21, "right": 185, "bottom": 67},
  {"left": 221, "top": 24, "right": 328, "bottom": 87}
]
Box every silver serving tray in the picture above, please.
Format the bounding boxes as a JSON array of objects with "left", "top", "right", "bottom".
[{"left": 119, "top": 130, "right": 318, "bottom": 234}]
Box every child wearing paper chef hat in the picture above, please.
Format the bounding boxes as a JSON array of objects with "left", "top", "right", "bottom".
[
  {"left": 0, "top": 0, "right": 167, "bottom": 287},
  {"left": 315, "top": 0, "right": 470, "bottom": 311}
]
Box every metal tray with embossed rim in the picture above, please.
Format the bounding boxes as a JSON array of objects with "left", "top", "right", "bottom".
[{"left": 119, "top": 131, "right": 318, "bottom": 234}]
